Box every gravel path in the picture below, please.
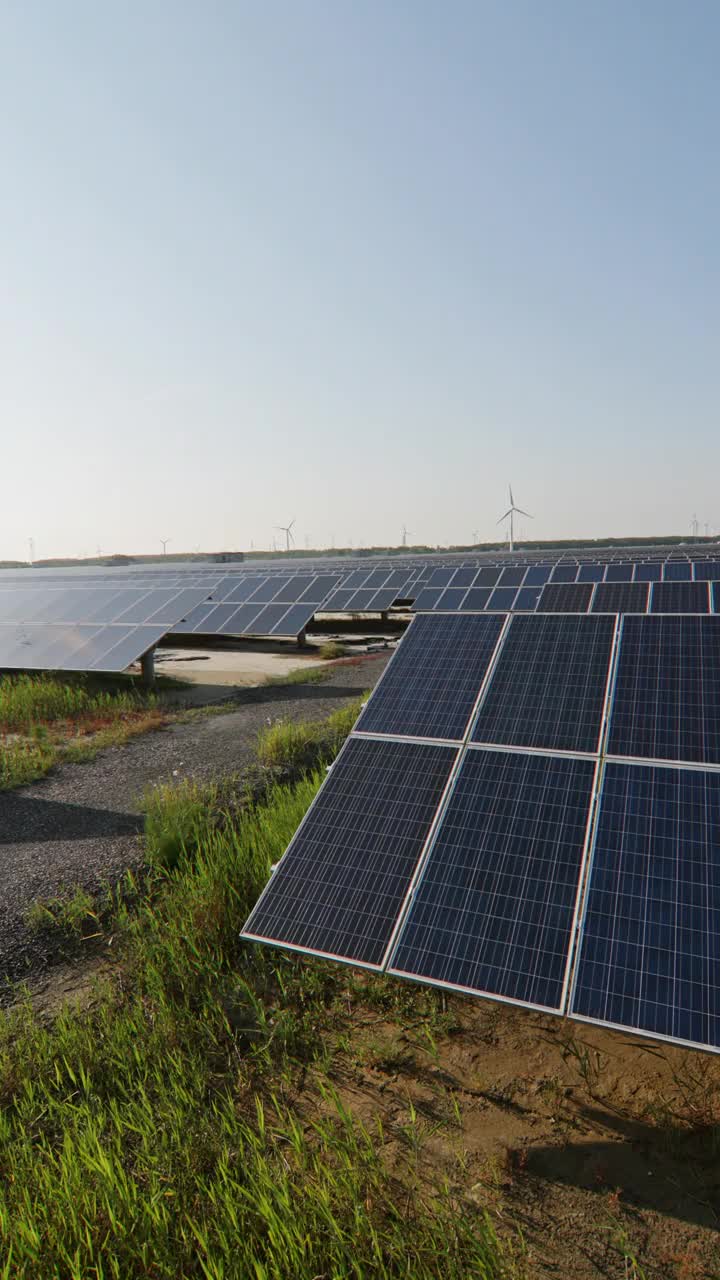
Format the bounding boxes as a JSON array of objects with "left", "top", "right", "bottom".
[{"left": 0, "top": 654, "right": 389, "bottom": 989}]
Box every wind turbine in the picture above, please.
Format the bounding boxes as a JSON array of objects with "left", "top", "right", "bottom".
[
  {"left": 401, "top": 525, "right": 410, "bottom": 547},
  {"left": 497, "top": 485, "right": 532, "bottom": 553},
  {"left": 274, "top": 518, "right": 296, "bottom": 552},
  {"left": 691, "top": 514, "right": 699, "bottom": 538}
]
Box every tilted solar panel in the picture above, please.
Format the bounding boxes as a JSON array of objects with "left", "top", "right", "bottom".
[
  {"left": 607, "top": 616, "right": 720, "bottom": 764},
  {"left": 590, "top": 582, "right": 649, "bottom": 614},
  {"left": 242, "top": 737, "right": 456, "bottom": 966},
  {"left": 537, "top": 584, "right": 593, "bottom": 613},
  {"left": 470, "top": 614, "right": 615, "bottom": 754},
  {"left": 355, "top": 613, "right": 505, "bottom": 742},
  {"left": 650, "top": 582, "right": 710, "bottom": 613},
  {"left": 388, "top": 750, "right": 596, "bottom": 1011},
  {"left": 0, "top": 624, "right": 167, "bottom": 672},
  {"left": 570, "top": 762, "right": 720, "bottom": 1052}
]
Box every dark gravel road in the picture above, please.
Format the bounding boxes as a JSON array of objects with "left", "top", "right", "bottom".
[{"left": 0, "top": 654, "right": 389, "bottom": 989}]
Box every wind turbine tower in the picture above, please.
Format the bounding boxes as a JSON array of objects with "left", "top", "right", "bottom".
[
  {"left": 401, "top": 525, "right": 409, "bottom": 547},
  {"left": 691, "top": 514, "right": 699, "bottom": 538},
  {"left": 497, "top": 485, "right": 532, "bottom": 553},
  {"left": 274, "top": 518, "right": 296, "bottom": 553}
]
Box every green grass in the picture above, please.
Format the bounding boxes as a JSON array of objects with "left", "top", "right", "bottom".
[
  {"left": 264, "top": 664, "right": 328, "bottom": 688},
  {"left": 0, "top": 673, "right": 166, "bottom": 789},
  {"left": 257, "top": 694, "right": 368, "bottom": 768},
  {"left": 316, "top": 640, "right": 348, "bottom": 659},
  {"left": 0, "top": 707, "right": 517, "bottom": 1278}
]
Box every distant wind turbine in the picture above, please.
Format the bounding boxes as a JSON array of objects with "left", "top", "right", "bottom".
[
  {"left": 274, "top": 518, "right": 296, "bottom": 552},
  {"left": 691, "top": 514, "right": 699, "bottom": 538},
  {"left": 401, "top": 525, "right": 410, "bottom": 547},
  {"left": 497, "top": 485, "right": 532, "bottom": 552}
]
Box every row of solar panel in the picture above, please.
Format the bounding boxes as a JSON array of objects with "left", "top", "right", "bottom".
[
  {"left": 355, "top": 613, "right": 720, "bottom": 764},
  {"left": 413, "top": 580, "right": 720, "bottom": 615},
  {"left": 419, "top": 560, "right": 720, "bottom": 591},
  {"left": 244, "top": 738, "right": 720, "bottom": 1051},
  {"left": 171, "top": 598, "right": 320, "bottom": 639},
  {"left": 0, "top": 623, "right": 169, "bottom": 672},
  {"left": 242, "top": 612, "right": 720, "bottom": 1051}
]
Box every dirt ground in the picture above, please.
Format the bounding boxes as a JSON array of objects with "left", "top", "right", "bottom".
[{"left": 317, "top": 989, "right": 720, "bottom": 1279}]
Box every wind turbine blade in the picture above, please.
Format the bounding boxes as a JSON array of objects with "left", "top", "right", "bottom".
[
  {"left": 497, "top": 509, "right": 513, "bottom": 524},
  {"left": 509, "top": 485, "right": 514, "bottom": 506},
  {"left": 515, "top": 508, "right": 533, "bottom": 519}
]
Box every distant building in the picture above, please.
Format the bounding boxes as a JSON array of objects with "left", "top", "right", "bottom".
[{"left": 211, "top": 551, "right": 245, "bottom": 563}]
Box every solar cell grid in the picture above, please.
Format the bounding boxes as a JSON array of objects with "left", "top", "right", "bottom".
[
  {"left": 537, "top": 583, "right": 593, "bottom": 613},
  {"left": 578, "top": 565, "right": 605, "bottom": 583},
  {"left": 471, "top": 614, "right": 615, "bottom": 754},
  {"left": 389, "top": 750, "right": 596, "bottom": 1010},
  {"left": 650, "top": 582, "right": 710, "bottom": 614},
  {"left": 590, "top": 582, "right": 649, "bottom": 614},
  {"left": 633, "top": 563, "right": 662, "bottom": 583},
  {"left": 550, "top": 565, "right": 578, "bottom": 583},
  {"left": 607, "top": 616, "right": 720, "bottom": 764},
  {"left": 570, "top": 763, "right": 720, "bottom": 1051},
  {"left": 663, "top": 562, "right": 692, "bottom": 581},
  {"left": 241, "top": 737, "right": 457, "bottom": 966},
  {"left": 487, "top": 586, "right": 518, "bottom": 610},
  {"left": 356, "top": 613, "right": 505, "bottom": 742}
]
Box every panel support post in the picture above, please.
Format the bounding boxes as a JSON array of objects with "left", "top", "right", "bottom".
[
  {"left": 141, "top": 647, "right": 156, "bottom": 687},
  {"left": 297, "top": 629, "right": 307, "bottom": 649}
]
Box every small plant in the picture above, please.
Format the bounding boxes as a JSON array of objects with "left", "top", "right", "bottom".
[
  {"left": 317, "top": 640, "right": 348, "bottom": 660},
  {"left": 143, "top": 778, "right": 220, "bottom": 871}
]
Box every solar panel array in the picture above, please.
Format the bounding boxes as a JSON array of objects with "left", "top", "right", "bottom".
[
  {"left": 242, "top": 610, "right": 720, "bottom": 1054},
  {"left": 413, "top": 574, "right": 719, "bottom": 615}
]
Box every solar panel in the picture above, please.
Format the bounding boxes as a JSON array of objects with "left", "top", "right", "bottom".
[
  {"left": 537, "top": 584, "right": 593, "bottom": 613},
  {"left": 241, "top": 737, "right": 456, "bottom": 966},
  {"left": 388, "top": 750, "right": 596, "bottom": 1011},
  {"left": 487, "top": 586, "right": 518, "bottom": 610},
  {"left": 590, "top": 582, "right": 649, "bottom": 614},
  {"left": 550, "top": 565, "right": 578, "bottom": 584},
  {"left": 498, "top": 568, "right": 526, "bottom": 587},
  {"left": 322, "top": 589, "right": 357, "bottom": 612},
  {"left": 356, "top": 613, "right": 505, "bottom": 742},
  {"left": 663, "top": 562, "right": 692, "bottom": 581},
  {"left": 461, "top": 588, "right": 492, "bottom": 611},
  {"left": 633, "top": 563, "right": 662, "bottom": 583},
  {"left": 650, "top": 582, "right": 710, "bottom": 614},
  {"left": 0, "top": 623, "right": 167, "bottom": 672},
  {"left": 605, "top": 564, "right": 634, "bottom": 583},
  {"left": 570, "top": 762, "right": 720, "bottom": 1052},
  {"left": 513, "top": 586, "right": 543, "bottom": 611},
  {"left": 524, "top": 566, "right": 552, "bottom": 586},
  {"left": 411, "top": 588, "right": 444, "bottom": 612},
  {"left": 271, "top": 603, "right": 317, "bottom": 636},
  {"left": 607, "top": 616, "right": 720, "bottom": 764},
  {"left": 693, "top": 562, "right": 720, "bottom": 581},
  {"left": 435, "top": 588, "right": 468, "bottom": 611},
  {"left": 474, "top": 567, "right": 502, "bottom": 588},
  {"left": 578, "top": 565, "right": 605, "bottom": 583},
  {"left": 713, "top": 583, "right": 720, "bottom": 614},
  {"left": 471, "top": 614, "right": 614, "bottom": 753}
]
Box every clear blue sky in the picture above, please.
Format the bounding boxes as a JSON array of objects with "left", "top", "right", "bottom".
[{"left": 1, "top": 1, "right": 718, "bottom": 559}]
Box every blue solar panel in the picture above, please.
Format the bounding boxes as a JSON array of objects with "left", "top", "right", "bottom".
[
  {"left": 605, "top": 564, "right": 634, "bottom": 583},
  {"left": 487, "top": 586, "right": 518, "bottom": 610},
  {"left": 471, "top": 614, "right": 614, "bottom": 753},
  {"left": 241, "top": 737, "right": 456, "bottom": 966},
  {"left": 662, "top": 562, "right": 692, "bottom": 581},
  {"left": 650, "top": 582, "right": 710, "bottom": 614},
  {"left": 570, "top": 762, "right": 720, "bottom": 1051},
  {"left": 578, "top": 565, "right": 605, "bottom": 583},
  {"left": 389, "top": 750, "right": 596, "bottom": 1010},
  {"left": 633, "top": 563, "right": 662, "bottom": 583},
  {"left": 412, "top": 587, "right": 444, "bottom": 612},
  {"left": 513, "top": 586, "right": 543, "bottom": 611},
  {"left": 461, "top": 587, "right": 492, "bottom": 611},
  {"left": 590, "top": 582, "right": 649, "bottom": 614},
  {"left": 474, "top": 567, "right": 502, "bottom": 588},
  {"left": 550, "top": 565, "right": 578, "bottom": 583},
  {"left": 435, "top": 587, "right": 468, "bottom": 611},
  {"left": 693, "top": 562, "right": 720, "bottom": 582},
  {"left": 607, "top": 616, "right": 720, "bottom": 764},
  {"left": 537, "top": 583, "right": 593, "bottom": 613},
  {"left": 524, "top": 566, "right": 552, "bottom": 586},
  {"left": 713, "top": 583, "right": 720, "bottom": 614},
  {"left": 452, "top": 568, "right": 478, "bottom": 588},
  {"left": 356, "top": 613, "right": 504, "bottom": 742},
  {"left": 498, "top": 567, "right": 526, "bottom": 587}
]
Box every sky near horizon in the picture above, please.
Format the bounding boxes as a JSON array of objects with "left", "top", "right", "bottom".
[{"left": 1, "top": 1, "right": 718, "bottom": 560}]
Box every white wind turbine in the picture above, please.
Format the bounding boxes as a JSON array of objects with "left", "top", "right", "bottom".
[
  {"left": 497, "top": 485, "right": 532, "bottom": 552},
  {"left": 274, "top": 518, "right": 296, "bottom": 552}
]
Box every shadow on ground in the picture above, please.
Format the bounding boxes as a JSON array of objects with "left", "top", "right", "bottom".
[{"left": 0, "top": 795, "right": 143, "bottom": 845}]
